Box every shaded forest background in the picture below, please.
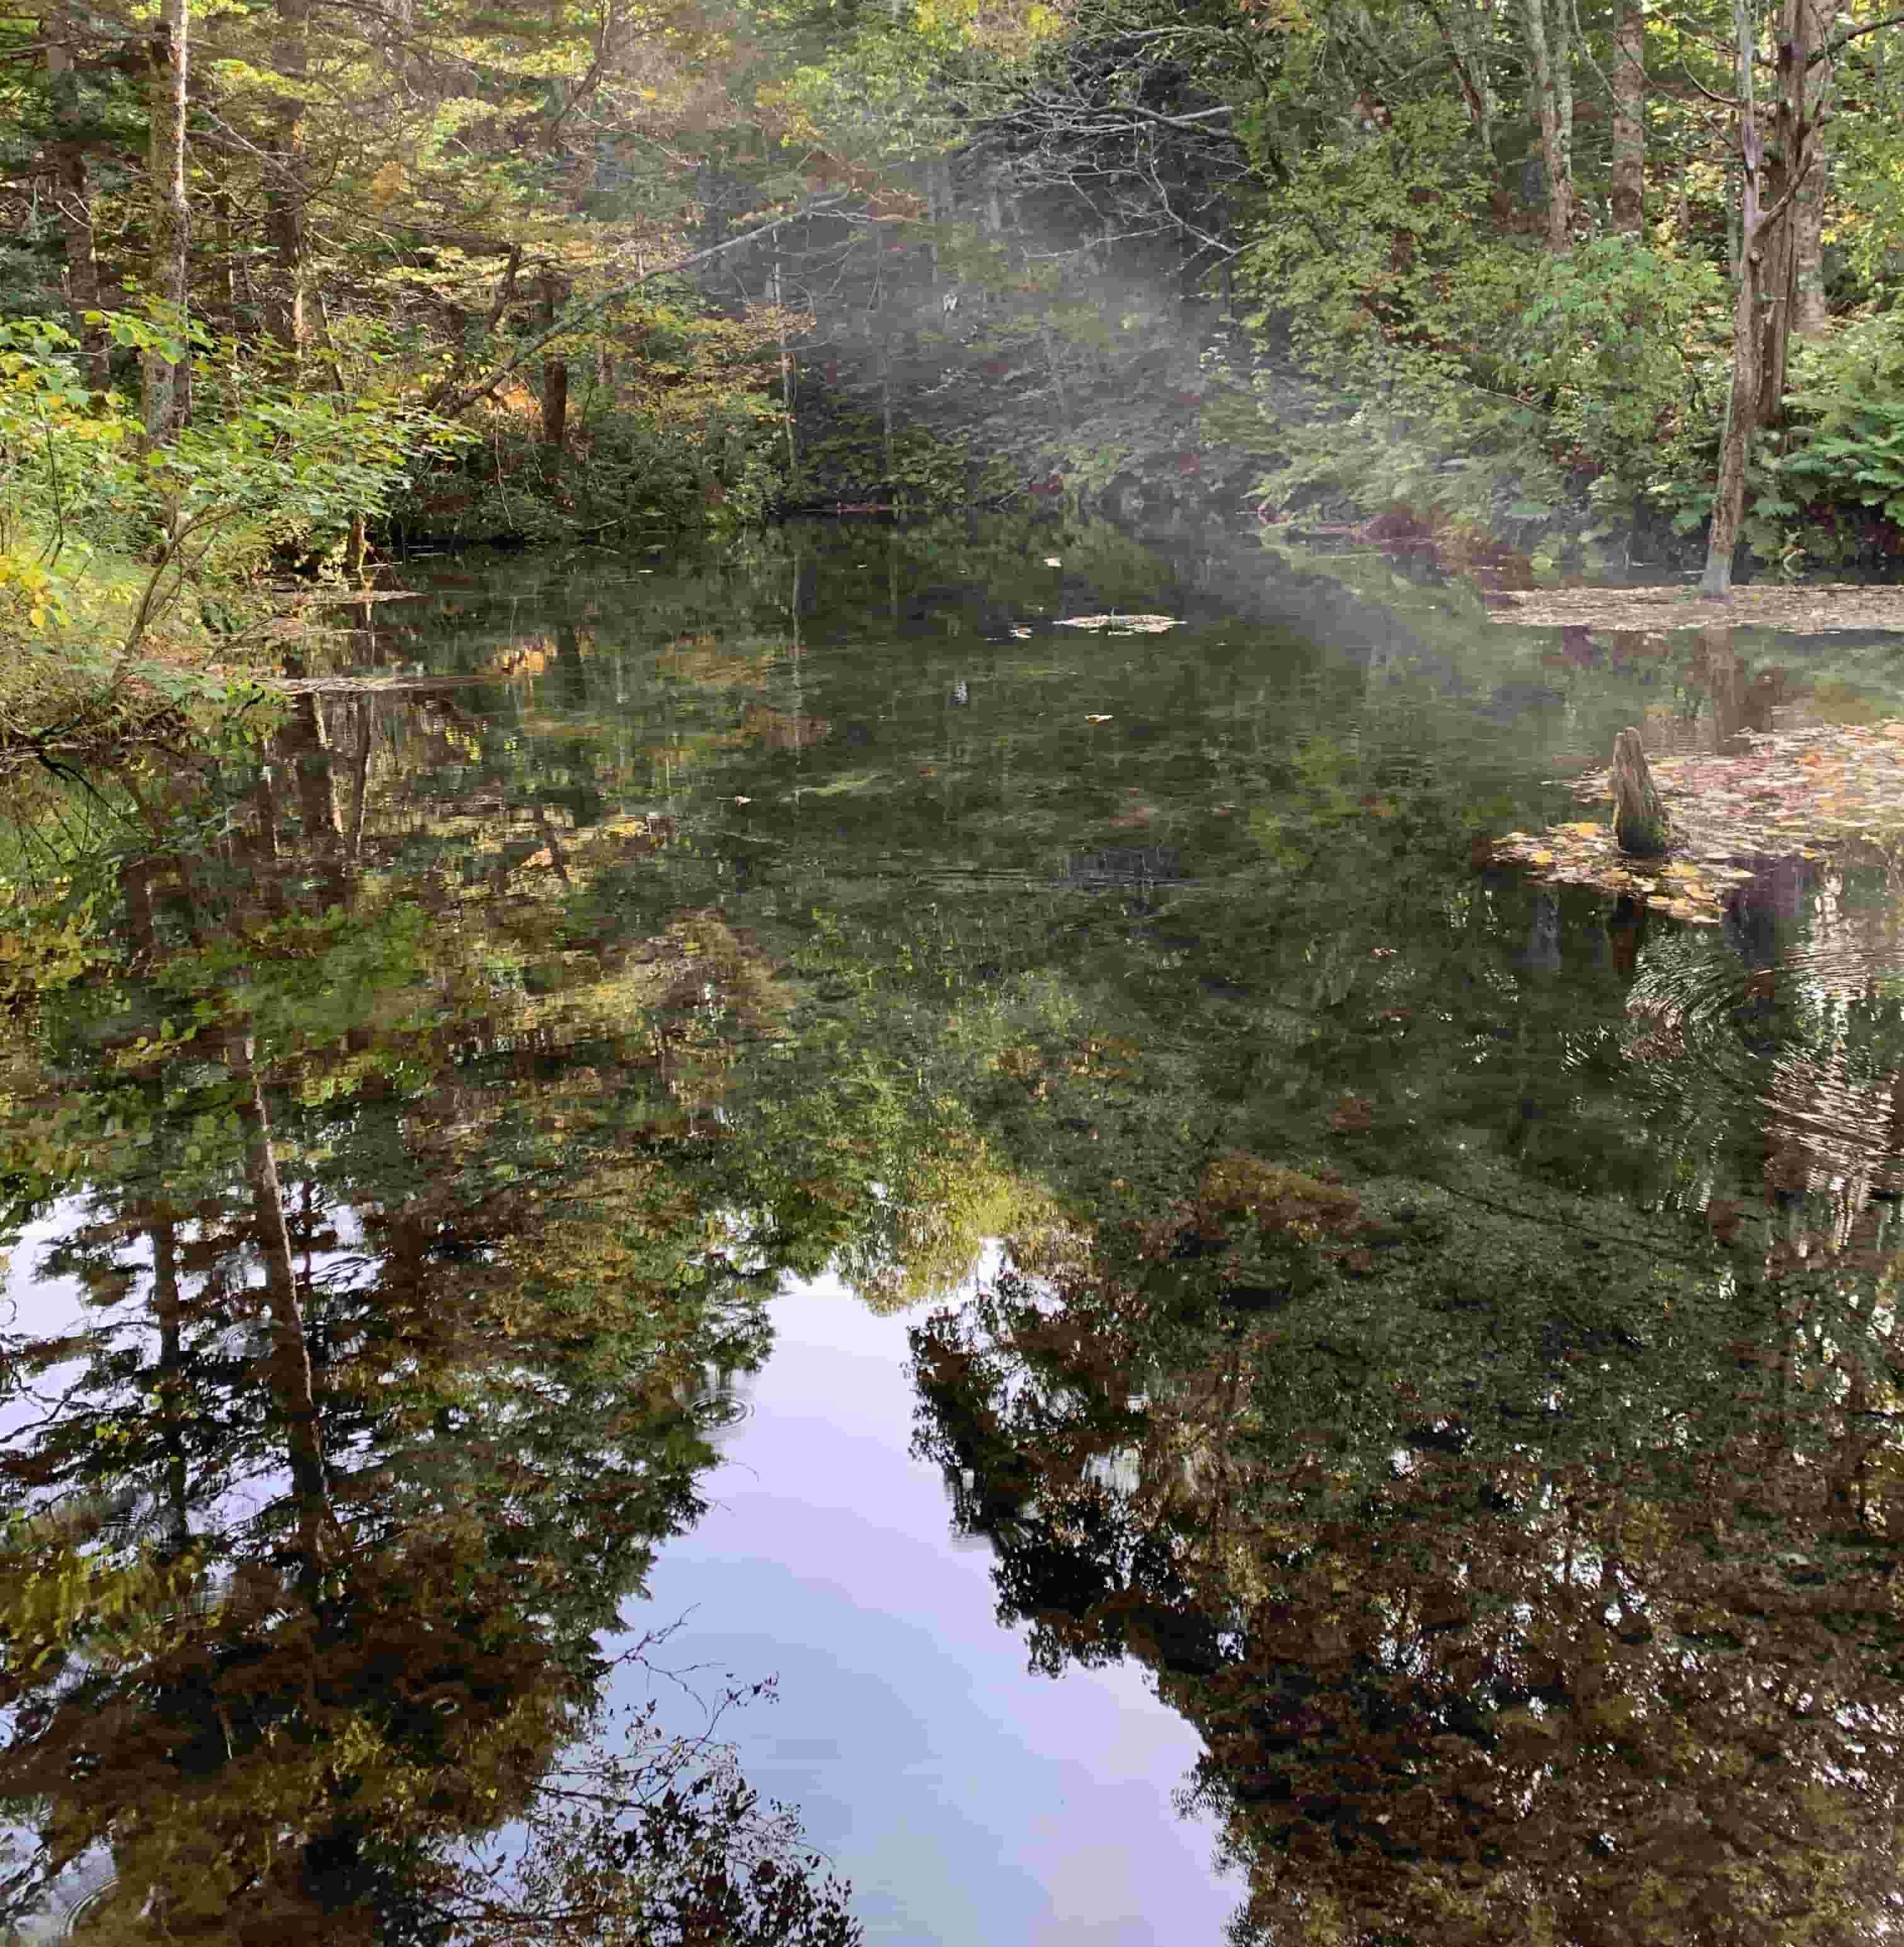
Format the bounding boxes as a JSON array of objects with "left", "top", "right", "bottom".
[{"left": 11, "top": 0, "right": 1904, "bottom": 618}]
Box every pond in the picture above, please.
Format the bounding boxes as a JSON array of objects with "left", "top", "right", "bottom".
[{"left": 6, "top": 515, "right": 1904, "bottom": 1944}]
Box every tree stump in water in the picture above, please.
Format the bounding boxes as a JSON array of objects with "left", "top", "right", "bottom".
[{"left": 1612, "top": 726, "right": 1670, "bottom": 857}]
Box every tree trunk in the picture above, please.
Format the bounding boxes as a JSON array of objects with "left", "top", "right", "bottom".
[
  {"left": 228, "top": 1028, "right": 335, "bottom": 1592},
  {"left": 1706, "top": 0, "right": 1832, "bottom": 593},
  {"left": 278, "top": 693, "right": 348, "bottom": 907},
  {"left": 881, "top": 340, "right": 895, "bottom": 480},
  {"left": 1758, "top": 0, "right": 1829, "bottom": 419},
  {"left": 211, "top": 172, "right": 239, "bottom": 331},
  {"left": 1791, "top": 0, "right": 1836, "bottom": 338},
  {"left": 537, "top": 267, "right": 570, "bottom": 460},
  {"left": 1702, "top": 218, "right": 1763, "bottom": 599},
  {"left": 346, "top": 699, "right": 373, "bottom": 868},
  {"left": 1521, "top": 0, "right": 1574, "bottom": 251},
  {"left": 263, "top": 0, "right": 309, "bottom": 363},
  {"left": 926, "top": 151, "right": 953, "bottom": 290},
  {"left": 1704, "top": 0, "right": 1768, "bottom": 599},
  {"left": 1612, "top": 727, "right": 1671, "bottom": 856},
  {"left": 771, "top": 253, "right": 796, "bottom": 479},
  {"left": 1610, "top": 0, "right": 1646, "bottom": 233},
  {"left": 1423, "top": 0, "right": 1495, "bottom": 156},
  {"left": 142, "top": 0, "right": 190, "bottom": 445},
  {"left": 46, "top": 7, "right": 110, "bottom": 388},
  {"left": 149, "top": 1214, "right": 192, "bottom": 1556},
  {"left": 1790, "top": 142, "right": 1830, "bottom": 338}
]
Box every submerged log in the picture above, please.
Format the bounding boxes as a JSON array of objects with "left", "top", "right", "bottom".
[{"left": 1612, "top": 726, "right": 1670, "bottom": 857}]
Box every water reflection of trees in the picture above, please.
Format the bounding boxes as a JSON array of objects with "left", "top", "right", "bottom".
[
  {"left": 0, "top": 708, "right": 859, "bottom": 1941},
  {"left": 913, "top": 1198, "right": 1904, "bottom": 1947}
]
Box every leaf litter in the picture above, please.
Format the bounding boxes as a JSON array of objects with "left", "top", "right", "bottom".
[
  {"left": 1488, "top": 721, "right": 1904, "bottom": 922},
  {"left": 1487, "top": 584, "right": 1904, "bottom": 634},
  {"left": 1054, "top": 614, "right": 1182, "bottom": 633}
]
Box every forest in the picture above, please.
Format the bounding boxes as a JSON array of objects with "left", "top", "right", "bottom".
[
  {"left": 11, "top": 0, "right": 1904, "bottom": 1941},
  {"left": 8, "top": 0, "right": 1904, "bottom": 756}
]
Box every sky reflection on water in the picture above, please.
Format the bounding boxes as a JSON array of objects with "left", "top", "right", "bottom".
[{"left": 631, "top": 1276, "right": 1239, "bottom": 1946}]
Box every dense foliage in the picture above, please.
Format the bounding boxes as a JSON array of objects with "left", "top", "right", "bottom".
[{"left": 6, "top": 0, "right": 1904, "bottom": 616}]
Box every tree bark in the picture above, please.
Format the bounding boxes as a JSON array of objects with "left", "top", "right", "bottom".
[
  {"left": 278, "top": 693, "right": 348, "bottom": 907},
  {"left": 149, "top": 1214, "right": 192, "bottom": 1556},
  {"left": 537, "top": 267, "right": 570, "bottom": 459},
  {"left": 263, "top": 0, "right": 309, "bottom": 363},
  {"left": 1702, "top": 202, "right": 1763, "bottom": 599},
  {"left": 1705, "top": 0, "right": 1831, "bottom": 594},
  {"left": 1791, "top": 0, "right": 1837, "bottom": 338},
  {"left": 1612, "top": 727, "right": 1671, "bottom": 856},
  {"left": 227, "top": 1028, "right": 335, "bottom": 1592},
  {"left": 1610, "top": 0, "right": 1646, "bottom": 233},
  {"left": 45, "top": 5, "right": 110, "bottom": 388},
  {"left": 142, "top": 0, "right": 190, "bottom": 445},
  {"left": 1521, "top": 0, "right": 1574, "bottom": 251}
]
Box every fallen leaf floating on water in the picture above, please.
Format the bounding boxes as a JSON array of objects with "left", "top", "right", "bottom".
[
  {"left": 1085, "top": 713, "right": 1114, "bottom": 724},
  {"left": 1054, "top": 614, "right": 1183, "bottom": 633},
  {"left": 1488, "top": 719, "right": 1904, "bottom": 922}
]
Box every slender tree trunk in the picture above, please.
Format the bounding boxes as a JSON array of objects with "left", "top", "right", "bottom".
[
  {"left": 1521, "top": 0, "right": 1574, "bottom": 251},
  {"left": 278, "top": 693, "right": 348, "bottom": 907},
  {"left": 149, "top": 1215, "right": 192, "bottom": 1556},
  {"left": 1704, "top": 239, "right": 1762, "bottom": 598},
  {"left": 537, "top": 267, "right": 570, "bottom": 461},
  {"left": 1040, "top": 321, "right": 1070, "bottom": 425},
  {"left": 1421, "top": 0, "right": 1495, "bottom": 156},
  {"left": 211, "top": 173, "right": 239, "bottom": 332},
  {"left": 1791, "top": 0, "right": 1837, "bottom": 338},
  {"left": 1755, "top": 0, "right": 1816, "bottom": 428},
  {"left": 881, "top": 340, "right": 895, "bottom": 480},
  {"left": 1610, "top": 0, "right": 1646, "bottom": 233},
  {"left": 1552, "top": 0, "right": 1574, "bottom": 239},
  {"left": 263, "top": 0, "right": 309, "bottom": 363},
  {"left": 926, "top": 151, "right": 953, "bottom": 291},
  {"left": 772, "top": 253, "right": 796, "bottom": 479},
  {"left": 142, "top": 0, "right": 190, "bottom": 445},
  {"left": 46, "top": 8, "right": 110, "bottom": 388},
  {"left": 345, "top": 699, "right": 373, "bottom": 869},
  {"left": 1704, "top": 0, "right": 1767, "bottom": 599},
  {"left": 228, "top": 1029, "right": 335, "bottom": 1591}
]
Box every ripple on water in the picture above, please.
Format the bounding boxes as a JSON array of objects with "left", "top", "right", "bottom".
[{"left": 1617, "top": 924, "right": 1904, "bottom": 1186}]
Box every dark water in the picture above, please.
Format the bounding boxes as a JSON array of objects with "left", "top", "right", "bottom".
[{"left": 7, "top": 517, "right": 1904, "bottom": 1944}]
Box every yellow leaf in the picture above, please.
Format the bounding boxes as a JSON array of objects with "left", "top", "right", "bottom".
[
  {"left": 1528, "top": 848, "right": 1554, "bottom": 866},
  {"left": 1556, "top": 821, "right": 1603, "bottom": 837}
]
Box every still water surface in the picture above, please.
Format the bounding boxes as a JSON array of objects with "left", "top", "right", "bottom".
[{"left": 7, "top": 517, "right": 1904, "bottom": 1943}]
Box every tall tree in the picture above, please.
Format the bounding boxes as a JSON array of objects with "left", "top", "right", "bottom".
[
  {"left": 43, "top": 0, "right": 109, "bottom": 388},
  {"left": 1521, "top": 0, "right": 1574, "bottom": 250},
  {"left": 143, "top": 0, "right": 190, "bottom": 444},
  {"left": 1610, "top": 0, "right": 1646, "bottom": 232},
  {"left": 1789, "top": 0, "right": 1837, "bottom": 337},
  {"left": 262, "top": 0, "right": 309, "bottom": 362},
  {"left": 1702, "top": 0, "right": 1828, "bottom": 597}
]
